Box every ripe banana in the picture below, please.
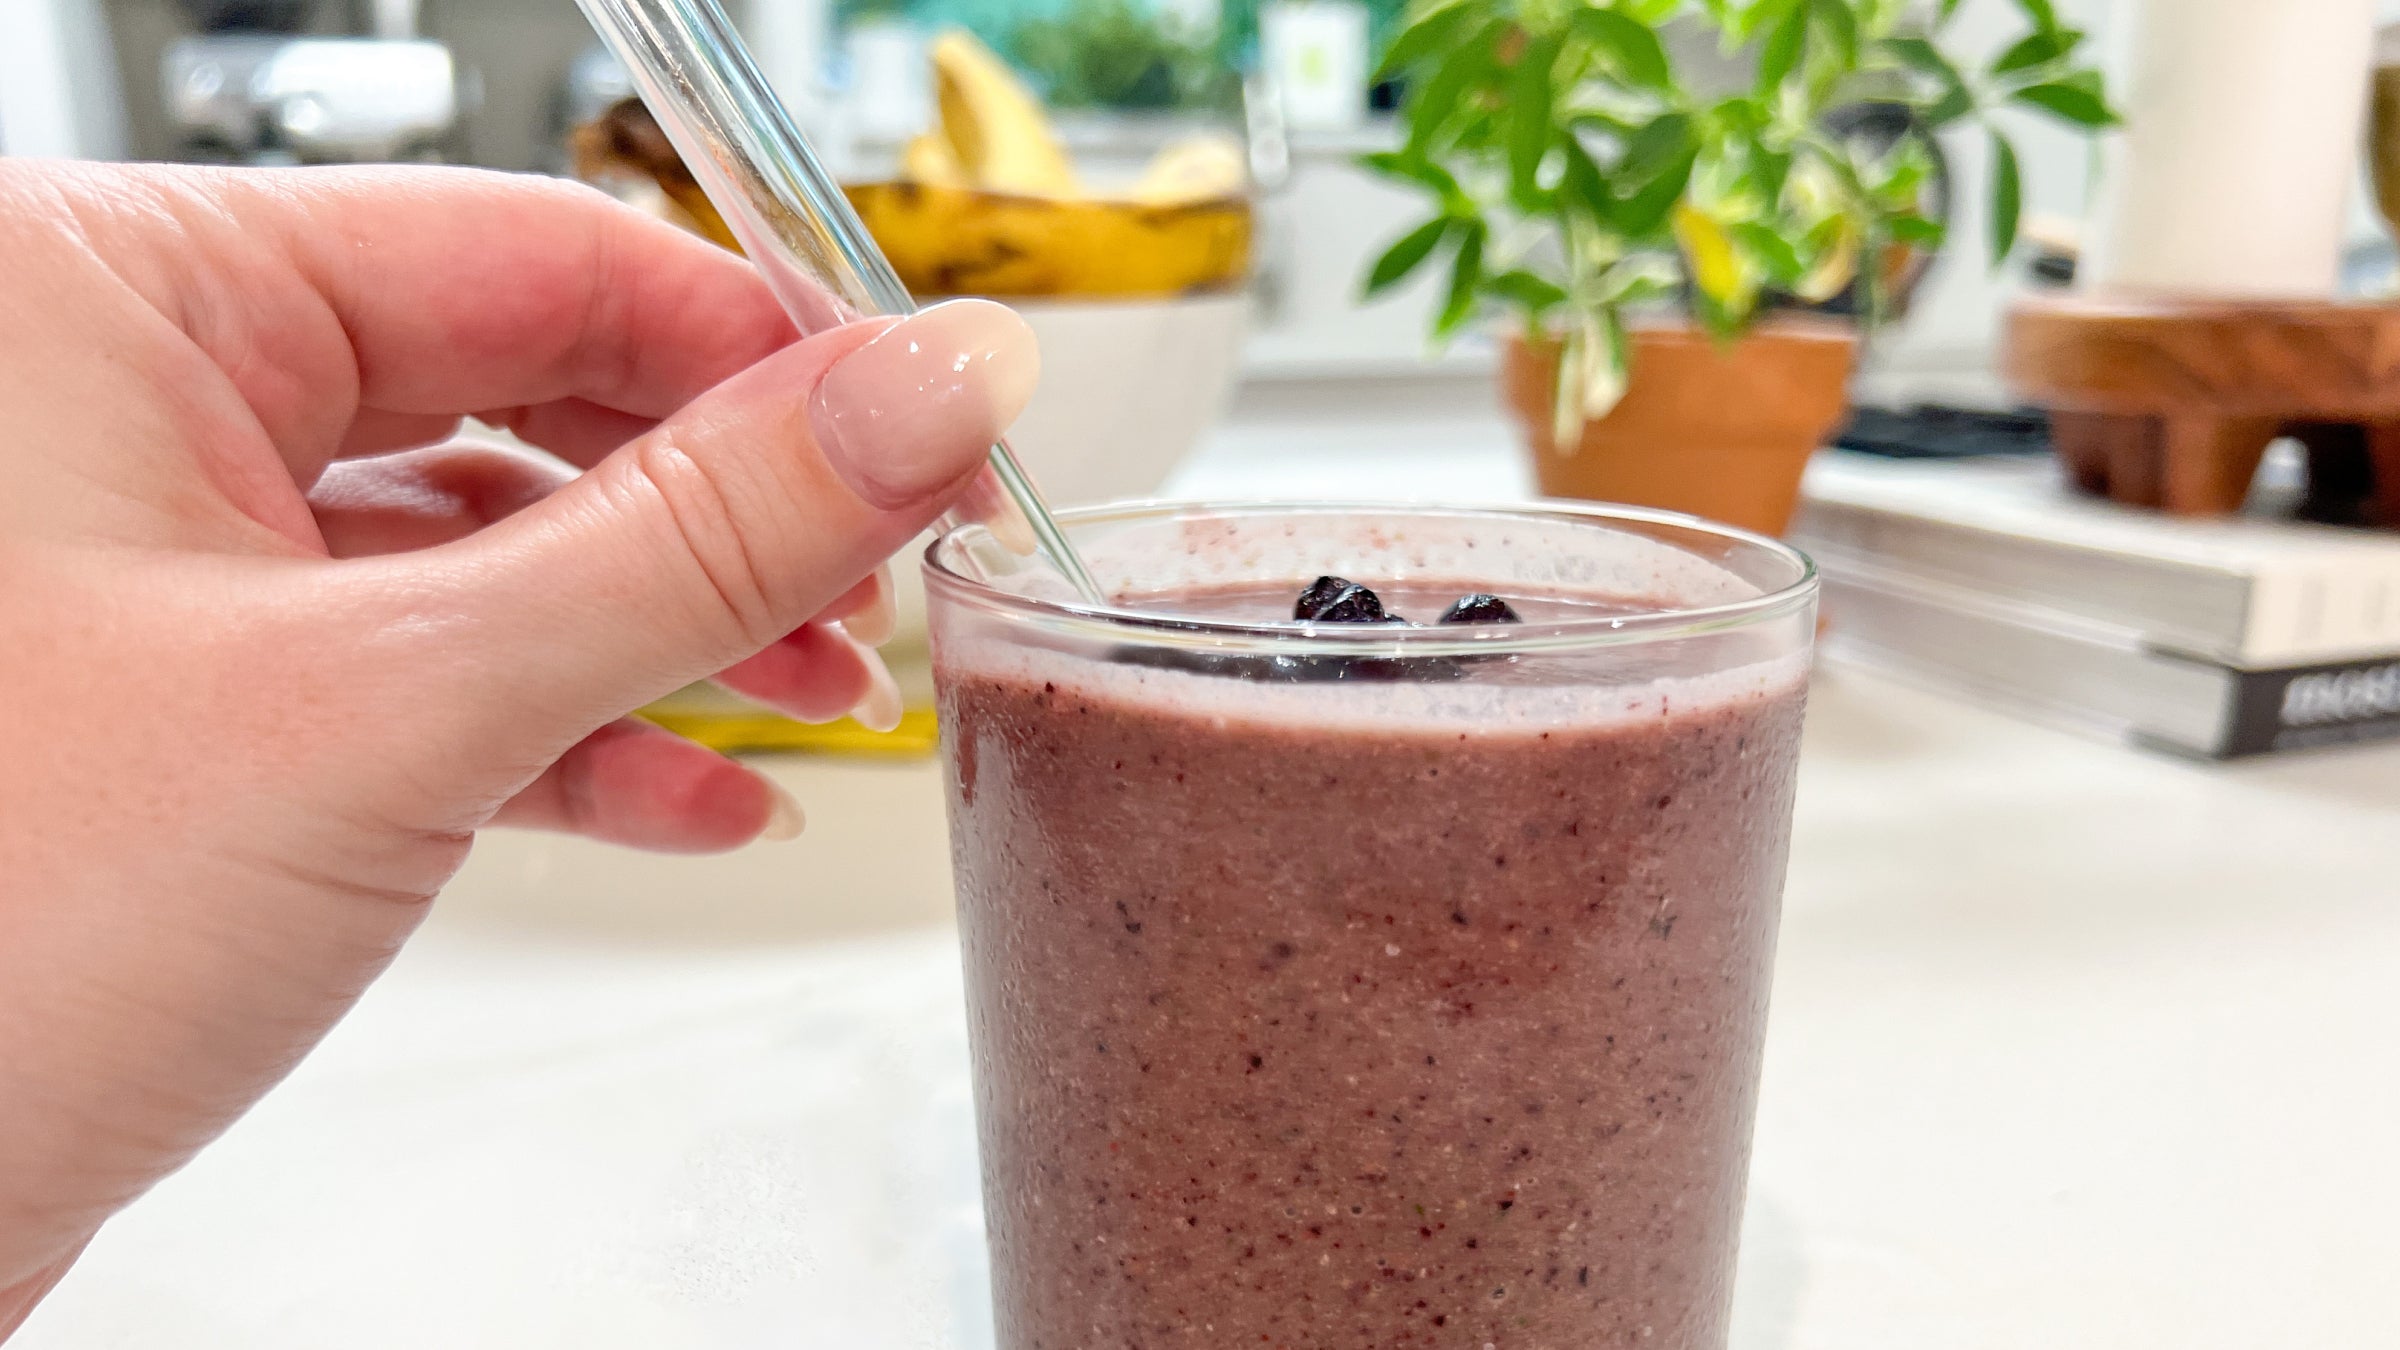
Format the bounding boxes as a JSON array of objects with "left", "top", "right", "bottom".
[{"left": 571, "top": 28, "right": 1251, "bottom": 300}]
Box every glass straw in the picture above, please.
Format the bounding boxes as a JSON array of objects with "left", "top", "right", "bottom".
[{"left": 571, "top": 0, "right": 1108, "bottom": 603}]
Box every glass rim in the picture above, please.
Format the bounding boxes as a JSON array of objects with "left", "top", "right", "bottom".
[{"left": 923, "top": 499, "right": 1819, "bottom": 659}]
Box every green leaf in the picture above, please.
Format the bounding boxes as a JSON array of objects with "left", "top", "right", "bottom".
[
  {"left": 1926, "top": 83, "right": 1975, "bottom": 128},
  {"left": 2012, "top": 0, "right": 2060, "bottom": 35},
  {"left": 1792, "top": 216, "right": 1860, "bottom": 302},
  {"left": 1621, "top": 0, "right": 1684, "bottom": 22},
  {"left": 1376, "top": 2, "right": 1474, "bottom": 80},
  {"left": 1621, "top": 110, "right": 1695, "bottom": 179},
  {"left": 1877, "top": 35, "right": 1946, "bottom": 78},
  {"left": 1990, "top": 26, "right": 2082, "bottom": 78},
  {"left": 1881, "top": 35, "right": 1973, "bottom": 127},
  {"left": 2012, "top": 79, "right": 2119, "bottom": 127},
  {"left": 1483, "top": 267, "right": 1569, "bottom": 313},
  {"left": 1868, "top": 135, "right": 1935, "bottom": 207},
  {"left": 1736, "top": 140, "right": 1796, "bottom": 208},
  {"left": 1362, "top": 217, "right": 1455, "bottom": 297},
  {"left": 1730, "top": 221, "right": 1806, "bottom": 284},
  {"left": 1592, "top": 255, "right": 1679, "bottom": 306},
  {"left": 1757, "top": 1, "right": 1808, "bottom": 92},
  {"left": 1404, "top": 26, "right": 1499, "bottom": 156},
  {"left": 1357, "top": 150, "right": 1470, "bottom": 213},
  {"left": 1592, "top": 309, "right": 1632, "bottom": 417},
  {"left": 1616, "top": 274, "right": 1679, "bottom": 308},
  {"left": 1888, "top": 214, "right": 1947, "bottom": 246},
  {"left": 1877, "top": 157, "right": 1927, "bottom": 203},
  {"left": 1706, "top": 91, "right": 1770, "bottom": 138},
  {"left": 1690, "top": 287, "right": 1745, "bottom": 341},
  {"left": 1854, "top": 0, "right": 1906, "bottom": 29},
  {"left": 1722, "top": 0, "right": 1797, "bottom": 42},
  {"left": 1568, "top": 110, "right": 1642, "bottom": 138},
  {"left": 1559, "top": 138, "right": 1616, "bottom": 230},
  {"left": 1811, "top": 0, "right": 1858, "bottom": 70},
  {"left": 1451, "top": 108, "right": 1503, "bottom": 156},
  {"left": 1987, "top": 129, "right": 2022, "bottom": 266},
  {"left": 1616, "top": 140, "right": 1701, "bottom": 235},
  {"left": 1857, "top": 223, "right": 1891, "bottom": 327},
  {"left": 1550, "top": 326, "right": 1588, "bottom": 446},
  {"left": 1936, "top": 0, "right": 1965, "bottom": 22},
  {"left": 1572, "top": 7, "right": 1674, "bottom": 89},
  {"left": 1552, "top": 308, "right": 1634, "bottom": 441},
  {"left": 1434, "top": 219, "right": 1488, "bottom": 338},
  {"left": 1508, "top": 39, "right": 1559, "bottom": 210}
]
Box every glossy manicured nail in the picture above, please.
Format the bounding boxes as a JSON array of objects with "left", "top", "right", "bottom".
[
  {"left": 843, "top": 566, "right": 898, "bottom": 647},
  {"left": 758, "top": 775, "right": 806, "bottom": 842},
  {"left": 850, "top": 647, "right": 905, "bottom": 733},
  {"left": 953, "top": 468, "right": 1041, "bottom": 557},
  {"left": 809, "top": 300, "right": 1039, "bottom": 508}
]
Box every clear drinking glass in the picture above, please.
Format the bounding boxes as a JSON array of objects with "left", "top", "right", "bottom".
[{"left": 926, "top": 502, "right": 1816, "bottom": 1350}]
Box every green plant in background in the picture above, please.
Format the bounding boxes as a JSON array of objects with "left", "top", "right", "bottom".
[
  {"left": 1012, "top": 0, "right": 1240, "bottom": 110},
  {"left": 1360, "top": 0, "right": 2117, "bottom": 437},
  {"left": 837, "top": 0, "right": 1241, "bottom": 112},
  {"left": 838, "top": 0, "right": 915, "bottom": 24}
]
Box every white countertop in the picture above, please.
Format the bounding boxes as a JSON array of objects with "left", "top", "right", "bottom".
[{"left": 21, "top": 412, "right": 2400, "bottom": 1349}]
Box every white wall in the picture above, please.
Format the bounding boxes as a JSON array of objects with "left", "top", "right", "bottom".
[
  {"left": 0, "top": 0, "right": 127, "bottom": 158},
  {"left": 1869, "top": 0, "right": 2400, "bottom": 406},
  {"left": 1862, "top": 0, "right": 2120, "bottom": 405}
]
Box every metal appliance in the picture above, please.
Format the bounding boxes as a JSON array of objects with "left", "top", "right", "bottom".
[{"left": 159, "top": 0, "right": 465, "bottom": 164}]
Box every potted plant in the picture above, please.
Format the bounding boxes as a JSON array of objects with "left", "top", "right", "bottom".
[{"left": 1362, "top": 0, "right": 2118, "bottom": 534}]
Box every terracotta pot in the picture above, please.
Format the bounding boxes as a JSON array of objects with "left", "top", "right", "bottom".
[{"left": 1502, "top": 320, "right": 1859, "bottom": 536}]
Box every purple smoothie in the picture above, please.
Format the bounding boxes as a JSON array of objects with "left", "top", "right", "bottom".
[{"left": 936, "top": 573, "right": 1807, "bottom": 1350}]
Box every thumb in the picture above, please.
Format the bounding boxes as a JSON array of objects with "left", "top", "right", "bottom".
[{"left": 421, "top": 298, "right": 1038, "bottom": 746}]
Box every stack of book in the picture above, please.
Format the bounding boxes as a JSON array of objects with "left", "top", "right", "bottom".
[{"left": 1789, "top": 451, "right": 2400, "bottom": 758}]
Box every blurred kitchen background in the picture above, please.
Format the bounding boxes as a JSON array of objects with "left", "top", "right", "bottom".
[
  {"left": 12, "top": 0, "right": 2400, "bottom": 775},
  {"left": 11, "top": 0, "right": 2400, "bottom": 752},
  {"left": 25, "top": 0, "right": 2383, "bottom": 408}
]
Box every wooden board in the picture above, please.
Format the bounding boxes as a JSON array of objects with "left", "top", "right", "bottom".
[{"left": 2003, "top": 293, "right": 2400, "bottom": 523}]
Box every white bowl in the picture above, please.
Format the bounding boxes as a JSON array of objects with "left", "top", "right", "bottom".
[
  {"left": 885, "top": 291, "right": 1251, "bottom": 664},
  {"left": 1004, "top": 291, "right": 1252, "bottom": 505}
]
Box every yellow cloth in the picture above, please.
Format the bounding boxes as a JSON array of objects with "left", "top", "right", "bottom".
[{"left": 636, "top": 705, "right": 940, "bottom": 759}]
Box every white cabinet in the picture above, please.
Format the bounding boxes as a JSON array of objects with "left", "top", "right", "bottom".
[{"left": 1242, "top": 126, "right": 1496, "bottom": 380}]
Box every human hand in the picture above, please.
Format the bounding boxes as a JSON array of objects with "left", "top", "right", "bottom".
[{"left": 0, "top": 161, "right": 1036, "bottom": 1328}]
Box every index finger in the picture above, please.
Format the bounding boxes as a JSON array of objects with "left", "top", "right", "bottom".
[{"left": 249, "top": 165, "right": 801, "bottom": 426}]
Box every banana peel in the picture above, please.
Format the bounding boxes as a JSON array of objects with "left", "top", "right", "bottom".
[
  {"left": 928, "top": 29, "right": 1080, "bottom": 197},
  {"left": 861, "top": 28, "right": 1250, "bottom": 298},
  {"left": 848, "top": 179, "right": 1249, "bottom": 298},
  {"left": 1131, "top": 137, "right": 1250, "bottom": 204},
  {"left": 900, "top": 132, "right": 970, "bottom": 188},
  {"left": 574, "top": 91, "right": 1250, "bottom": 300},
  {"left": 570, "top": 103, "right": 742, "bottom": 252}
]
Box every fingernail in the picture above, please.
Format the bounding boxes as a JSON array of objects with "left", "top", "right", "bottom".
[
  {"left": 842, "top": 567, "right": 898, "bottom": 647},
  {"left": 758, "top": 776, "right": 806, "bottom": 842},
  {"left": 850, "top": 647, "right": 905, "bottom": 734},
  {"left": 954, "top": 469, "right": 1041, "bottom": 557},
  {"left": 810, "top": 300, "right": 1039, "bottom": 508}
]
